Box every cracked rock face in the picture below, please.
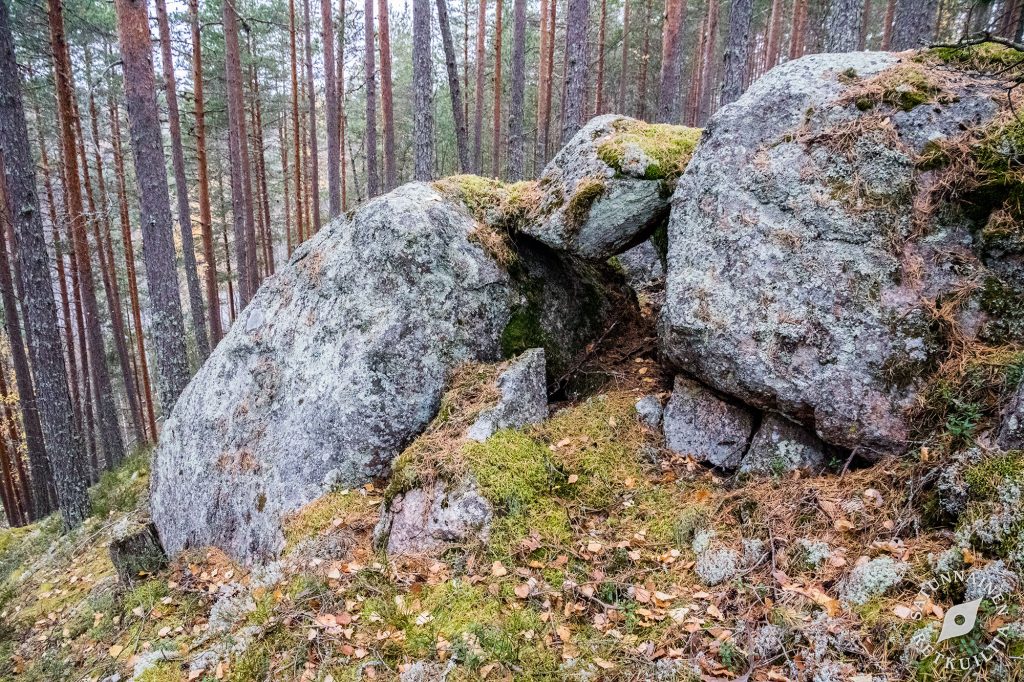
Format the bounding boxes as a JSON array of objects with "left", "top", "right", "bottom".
[
  {"left": 998, "top": 384, "right": 1024, "bottom": 451},
  {"left": 526, "top": 115, "right": 686, "bottom": 260},
  {"left": 659, "top": 52, "right": 1009, "bottom": 458},
  {"left": 467, "top": 348, "right": 548, "bottom": 442},
  {"left": 151, "top": 184, "right": 609, "bottom": 564},
  {"left": 740, "top": 414, "right": 829, "bottom": 475},
  {"left": 373, "top": 478, "right": 493, "bottom": 556},
  {"left": 663, "top": 376, "right": 755, "bottom": 468}
]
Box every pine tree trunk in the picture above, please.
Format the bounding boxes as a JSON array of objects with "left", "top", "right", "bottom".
[
  {"left": 657, "top": 0, "right": 686, "bottom": 122},
  {"left": 302, "top": 0, "right": 322, "bottom": 230},
  {"left": 154, "top": 0, "right": 210, "bottom": 361},
  {"left": 825, "top": 0, "right": 863, "bottom": 50},
  {"left": 246, "top": 48, "right": 274, "bottom": 276},
  {"left": 364, "top": 0, "right": 381, "bottom": 197},
  {"left": 618, "top": 0, "right": 631, "bottom": 113},
  {"left": 337, "top": 0, "right": 348, "bottom": 211},
  {"left": 378, "top": 0, "right": 396, "bottom": 190},
  {"left": 0, "top": 354, "right": 35, "bottom": 518},
  {"left": 698, "top": 0, "right": 719, "bottom": 123},
  {"left": 110, "top": 99, "right": 158, "bottom": 439},
  {"left": 595, "top": 0, "right": 607, "bottom": 114},
  {"left": 322, "top": 0, "right": 341, "bottom": 219},
  {"left": 188, "top": 0, "right": 222, "bottom": 346},
  {"left": 721, "top": 0, "right": 752, "bottom": 106},
  {"left": 114, "top": 0, "right": 192, "bottom": 414},
  {"left": 882, "top": 0, "right": 896, "bottom": 47},
  {"left": 562, "top": 0, "right": 589, "bottom": 143},
  {"left": 0, "top": 9, "right": 88, "bottom": 520},
  {"left": 789, "top": 0, "right": 807, "bottom": 58},
  {"left": 890, "top": 0, "right": 938, "bottom": 49},
  {"left": 223, "top": 0, "right": 258, "bottom": 306},
  {"left": 290, "top": 0, "right": 307, "bottom": 237},
  {"left": 490, "top": 0, "right": 503, "bottom": 177},
  {"left": 413, "top": 0, "right": 434, "bottom": 180},
  {"left": 543, "top": 0, "right": 555, "bottom": 158},
  {"left": 859, "top": 0, "right": 873, "bottom": 48},
  {"left": 472, "top": 0, "right": 487, "bottom": 173},
  {"left": 637, "top": 0, "right": 652, "bottom": 119},
  {"left": 506, "top": 0, "right": 526, "bottom": 180},
  {"left": 46, "top": 0, "right": 125, "bottom": 469},
  {"left": 281, "top": 120, "right": 293, "bottom": 256},
  {"left": 535, "top": 0, "right": 549, "bottom": 173},
  {"left": 216, "top": 171, "right": 237, "bottom": 321},
  {"left": 437, "top": 0, "right": 471, "bottom": 173},
  {"left": 764, "top": 0, "right": 783, "bottom": 68}
]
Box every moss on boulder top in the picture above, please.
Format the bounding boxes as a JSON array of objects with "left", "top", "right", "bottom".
[{"left": 595, "top": 119, "right": 702, "bottom": 181}]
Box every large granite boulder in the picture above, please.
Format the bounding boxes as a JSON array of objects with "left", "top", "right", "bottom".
[
  {"left": 526, "top": 115, "right": 700, "bottom": 260},
  {"left": 660, "top": 51, "right": 1016, "bottom": 458},
  {"left": 152, "top": 184, "right": 612, "bottom": 563}
]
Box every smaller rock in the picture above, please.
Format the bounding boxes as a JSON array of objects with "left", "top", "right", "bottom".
[
  {"left": 130, "top": 649, "right": 181, "bottom": 681},
  {"left": 740, "top": 414, "right": 828, "bottom": 476},
  {"left": 467, "top": 348, "right": 547, "bottom": 442},
  {"left": 375, "top": 478, "right": 493, "bottom": 556},
  {"left": 965, "top": 561, "right": 1019, "bottom": 601},
  {"left": 207, "top": 582, "right": 256, "bottom": 634},
  {"left": 634, "top": 394, "right": 664, "bottom": 429},
  {"left": 663, "top": 375, "right": 755, "bottom": 468},
  {"left": 400, "top": 661, "right": 454, "bottom": 682},
  {"left": 840, "top": 556, "right": 908, "bottom": 605},
  {"left": 616, "top": 240, "right": 665, "bottom": 297},
  {"left": 109, "top": 521, "right": 166, "bottom": 585},
  {"left": 695, "top": 548, "right": 739, "bottom": 586},
  {"left": 997, "top": 383, "right": 1024, "bottom": 450}
]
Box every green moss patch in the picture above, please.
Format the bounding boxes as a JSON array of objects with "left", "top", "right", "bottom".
[
  {"left": 846, "top": 64, "right": 949, "bottom": 112},
  {"left": 563, "top": 177, "right": 607, "bottom": 234},
  {"left": 928, "top": 41, "right": 1024, "bottom": 72},
  {"left": 433, "top": 175, "right": 541, "bottom": 233},
  {"left": 596, "top": 120, "right": 701, "bottom": 181}
]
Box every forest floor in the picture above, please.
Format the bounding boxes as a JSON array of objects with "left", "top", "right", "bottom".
[{"left": 1, "top": 311, "right": 1023, "bottom": 682}]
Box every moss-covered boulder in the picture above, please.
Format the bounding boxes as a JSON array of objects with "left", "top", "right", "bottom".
[
  {"left": 151, "top": 184, "right": 618, "bottom": 564},
  {"left": 525, "top": 115, "right": 700, "bottom": 260},
  {"left": 660, "top": 50, "right": 1023, "bottom": 457}
]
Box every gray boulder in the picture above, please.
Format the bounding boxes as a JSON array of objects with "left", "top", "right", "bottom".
[
  {"left": 635, "top": 394, "right": 664, "bottom": 429},
  {"left": 374, "top": 478, "right": 493, "bottom": 556},
  {"left": 526, "top": 114, "right": 700, "bottom": 260},
  {"left": 151, "top": 184, "right": 611, "bottom": 563},
  {"left": 740, "top": 414, "right": 829, "bottom": 475},
  {"left": 660, "top": 52, "right": 1012, "bottom": 458},
  {"left": 467, "top": 348, "right": 547, "bottom": 441},
  {"left": 998, "top": 383, "right": 1024, "bottom": 451},
  {"left": 663, "top": 376, "right": 755, "bottom": 468}
]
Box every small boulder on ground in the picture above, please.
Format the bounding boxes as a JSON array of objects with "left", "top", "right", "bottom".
[
  {"left": 635, "top": 394, "right": 664, "bottom": 429},
  {"left": 663, "top": 375, "right": 755, "bottom": 468},
  {"left": 526, "top": 115, "right": 700, "bottom": 260},
  {"left": 740, "top": 413, "right": 829, "bottom": 475},
  {"left": 374, "top": 479, "right": 493, "bottom": 556},
  {"left": 467, "top": 348, "right": 547, "bottom": 442},
  {"left": 997, "top": 383, "right": 1024, "bottom": 450}
]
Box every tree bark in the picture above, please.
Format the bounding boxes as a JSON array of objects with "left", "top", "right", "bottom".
[
  {"left": 364, "top": 0, "right": 380, "bottom": 197},
  {"left": 46, "top": 0, "right": 125, "bottom": 468},
  {"left": 281, "top": 120, "right": 293, "bottom": 256},
  {"left": 289, "top": 0, "right": 307, "bottom": 240},
  {"left": 154, "top": 0, "right": 210, "bottom": 361},
  {"left": 338, "top": 0, "right": 348, "bottom": 211},
  {"left": 302, "top": 0, "right": 322, "bottom": 231},
  {"left": 0, "top": 6, "right": 88, "bottom": 524},
  {"left": 378, "top": 0, "right": 396, "bottom": 190},
  {"left": 535, "top": 0, "right": 550, "bottom": 173},
  {"left": 859, "top": 0, "right": 873, "bottom": 48},
  {"left": 114, "top": 0, "right": 192, "bottom": 414},
  {"left": 490, "top": 0, "right": 504, "bottom": 177},
  {"left": 618, "top": 0, "right": 631, "bottom": 113},
  {"left": 890, "top": 0, "right": 938, "bottom": 49},
  {"left": 595, "top": 0, "right": 607, "bottom": 114},
  {"left": 721, "top": 0, "right": 752, "bottom": 105},
  {"left": 322, "top": 0, "right": 341, "bottom": 219},
  {"left": 413, "top": 0, "right": 434, "bottom": 181},
  {"left": 562, "top": 0, "right": 589, "bottom": 143},
  {"left": 881, "top": 0, "right": 896, "bottom": 47},
  {"left": 825, "top": 0, "right": 864, "bottom": 51},
  {"left": 789, "top": 0, "right": 808, "bottom": 58},
  {"left": 637, "top": 0, "right": 652, "bottom": 119},
  {"left": 437, "top": 0, "right": 471, "bottom": 173},
  {"left": 506, "top": 0, "right": 527, "bottom": 180},
  {"left": 764, "top": 0, "right": 784, "bottom": 69},
  {"left": 110, "top": 99, "right": 157, "bottom": 439},
  {"left": 472, "top": 0, "right": 487, "bottom": 173},
  {"left": 698, "top": 0, "right": 719, "bottom": 123},
  {"left": 189, "top": 0, "right": 222, "bottom": 346},
  {"left": 657, "top": 0, "right": 686, "bottom": 122}
]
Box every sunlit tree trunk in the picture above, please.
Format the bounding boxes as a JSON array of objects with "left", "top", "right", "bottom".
[
  {"left": 618, "top": 0, "right": 630, "bottom": 113},
  {"left": 302, "top": 0, "right": 322, "bottom": 230},
  {"left": 364, "top": 0, "right": 380, "bottom": 197},
  {"left": 378, "top": 0, "right": 396, "bottom": 189},
  {"left": 657, "top": 0, "right": 687, "bottom": 122},
  {"left": 322, "top": 0, "right": 341, "bottom": 219},
  {"left": 472, "top": 0, "right": 487, "bottom": 173},
  {"left": 764, "top": 0, "right": 784, "bottom": 68}
]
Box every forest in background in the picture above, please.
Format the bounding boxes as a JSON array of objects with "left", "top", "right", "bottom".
[{"left": 0, "top": 0, "right": 1019, "bottom": 528}]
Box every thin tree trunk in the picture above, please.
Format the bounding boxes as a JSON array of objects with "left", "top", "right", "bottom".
[
  {"left": 825, "top": 0, "right": 863, "bottom": 51},
  {"left": 378, "top": 0, "right": 396, "bottom": 190},
  {"left": 490, "top": 0, "right": 503, "bottom": 177},
  {"left": 657, "top": 0, "right": 687, "bottom": 122},
  {"left": 882, "top": 0, "right": 896, "bottom": 47},
  {"left": 721, "top": 0, "right": 752, "bottom": 105},
  {"left": 699, "top": 0, "right": 719, "bottom": 123},
  {"left": 596, "top": 0, "right": 607, "bottom": 114},
  {"left": 437, "top": 0, "right": 471, "bottom": 173},
  {"left": 216, "top": 170, "right": 236, "bottom": 322},
  {"left": 289, "top": 0, "right": 307, "bottom": 240},
  {"left": 338, "top": 0, "right": 348, "bottom": 211},
  {"left": 535, "top": 0, "right": 550, "bottom": 173},
  {"left": 618, "top": 0, "right": 631, "bottom": 113},
  {"left": 637, "top": 0, "right": 652, "bottom": 119},
  {"left": 114, "top": 0, "right": 192, "bottom": 414},
  {"left": 154, "top": 0, "right": 209, "bottom": 361},
  {"left": 302, "top": 0, "right": 322, "bottom": 230},
  {"left": 188, "top": 0, "right": 222, "bottom": 347},
  {"left": 764, "top": 0, "right": 784, "bottom": 69},
  {"left": 364, "top": 0, "right": 380, "bottom": 197},
  {"left": 542, "top": 0, "right": 555, "bottom": 158},
  {"left": 281, "top": 120, "right": 293, "bottom": 256},
  {"left": 562, "top": 0, "right": 589, "bottom": 143},
  {"left": 413, "top": 0, "right": 434, "bottom": 181},
  {"left": 859, "top": 0, "right": 873, "bottom": 48},
  {"left": 247, "top": 46, "right": 274, "bottom": 276},
  {"left": 323, "top": 0, "right": 341, "bottom": 219},
  {"left": 472, "top": 0, "right": 487, "bottom": 172},
  {"left": 789, "top": 0, "right": 807, "bottom": 58},
  {"left": 47, "top": 0, "right": 125, "bottom": 468},
  {"left": 506, "top": 0, "right": 526, "bottom": 179},
  {"left": 110, "top": 99, "right": 157, "bottom": 439}
]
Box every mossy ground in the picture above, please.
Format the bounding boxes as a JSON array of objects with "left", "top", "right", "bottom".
[{"left": 595, "top": 120, "right": 701, "bottom": 182}]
